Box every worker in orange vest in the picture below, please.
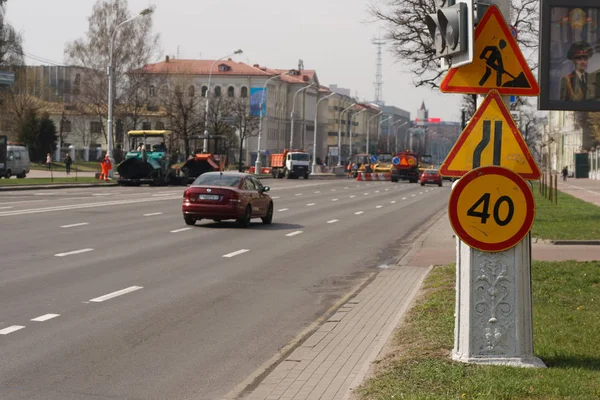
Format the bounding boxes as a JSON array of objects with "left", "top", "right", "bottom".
[{"left": 100, "top": 155, "right": 112, "bottom": 181}]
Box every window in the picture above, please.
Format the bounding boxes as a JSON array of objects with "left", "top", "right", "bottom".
[
  {"left": 90, "top": 121, "right": 102, "bottom": 134},
  {"left": 243, "top": 178, "right": 256, "bottom": 191},
  {"left": 142, "top": 121, "right": 152, "bottom": 130},
  {"left": 149, "top": 85, "right": 156, "bottom": 97},
  {"left": 62, "top": 119, "right": 72, "bottom": 133},
  {"left": 241, "top": 86, "right": 248, "bottom": 98},
  {"left": 250, "top": 177, "right": 263, "bottom": 191},
  {"left": 160, "top": 85, "right": 169, "bottom": 97},
  {"left": 214, "top": 86, "right": 221, "bottom": 97},
  {"left": 201, "top": 86, "right": 208, "bottom": 97},
  {"left": 218, "top": 64, "right": 231, "bottom": 72},
  {"left": 155, "top": 121, "right": 165, "bottom": 130},
  {"left": 175, "top": 85, "right": 182, "bottom": 95},
  {"left": 188, "top": 86, "right": 195, "bottom": 98},
  {"left": 192, "top": 173, "right": 241, "bottom": 187},
  {"left": 228, "top": 86, "right": 235, "bottom": 98}
]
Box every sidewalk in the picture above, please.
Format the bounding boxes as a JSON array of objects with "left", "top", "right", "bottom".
[{"left": 227, "top": 180, "right": 600, "bottom": 400}]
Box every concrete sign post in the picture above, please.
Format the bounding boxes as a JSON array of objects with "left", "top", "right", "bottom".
[{"left": 440, "top": 0, "right": 546, "bottom": 369}]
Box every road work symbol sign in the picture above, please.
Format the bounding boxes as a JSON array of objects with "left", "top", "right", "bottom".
[
  {"left": 440, "top": 90, "right": 541, "bottom": 180},
  {"left": 440, "top": 5, "right": 539, "bottom": 96},
  {"left": 448, "top": 165, "right": 535, "bottom": 252}
]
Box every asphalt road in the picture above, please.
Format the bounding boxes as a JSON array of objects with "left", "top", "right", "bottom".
[{"left": 0, "top": 178, "right": 450, "bottom": 400}]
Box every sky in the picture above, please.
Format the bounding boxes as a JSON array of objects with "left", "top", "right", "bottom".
[{"left": 6, "top": 0, "right": 462, "bottom": 122}]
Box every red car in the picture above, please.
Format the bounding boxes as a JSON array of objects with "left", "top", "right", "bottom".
[
  {"left": 182, "top": 172, "right": 273, "bottom": 227},
  {"left": 420, "top": 169, "right": 443, "bottom": 187}
]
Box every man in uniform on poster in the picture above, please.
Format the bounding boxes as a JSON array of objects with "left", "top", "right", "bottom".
[{"left": 559, "top": 41, "right": 597, "bottom": 101}]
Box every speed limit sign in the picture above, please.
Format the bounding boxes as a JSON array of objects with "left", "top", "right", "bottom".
[{"left": 448, "top": 165, "right": 535, "bottom": 252}]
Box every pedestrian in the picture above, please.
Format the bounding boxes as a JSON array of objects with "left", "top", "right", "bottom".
[
  {"left": 46, "top": 153, "right": 52, "bottom": 169},
  {"left": 562, "top": 166, "right": 568, "bottom": 181},
  {"left": 64, "top": 154, "right": 72, "bottom": 175}
]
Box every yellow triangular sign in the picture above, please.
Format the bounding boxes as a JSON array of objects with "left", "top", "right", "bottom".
[
  {"left": 440, "top": 5, "right": 539, "bottom": 96},
  {"left": 440, "top": 90, "right": 541, "bottom": 180}
]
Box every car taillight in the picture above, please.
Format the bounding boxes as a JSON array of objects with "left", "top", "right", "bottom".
[
  {"left": 229, "top": 192, "right": 240, "bottom": 203},
  {"left": 183, "top": 189, "right": 190, "bottom": 199}
]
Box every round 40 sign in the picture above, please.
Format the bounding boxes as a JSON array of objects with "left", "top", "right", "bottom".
[{"left": 448, "top": 165, "right": 535, "bottom": 252}]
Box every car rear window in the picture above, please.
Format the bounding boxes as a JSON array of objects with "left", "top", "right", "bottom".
[
  {"left": 425, "top": 170, "right": 438, "bottom": 174},
  {"left": 192, "top": 174, "right": 241, "bottom": 187}
]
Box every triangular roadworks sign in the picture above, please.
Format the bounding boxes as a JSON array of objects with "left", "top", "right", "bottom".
[
  {"left": 440, "top": 5, "right": 539, "bottom": 96},
  {"left": 440, "top": 90, "right": 541, "bottom": 180}
]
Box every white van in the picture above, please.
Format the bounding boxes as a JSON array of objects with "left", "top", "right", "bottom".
[{"left": 4, "top": 145, "right": 30, "bottom": 178}]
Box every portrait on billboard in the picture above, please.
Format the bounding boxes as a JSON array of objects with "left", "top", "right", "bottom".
[{"left": 539, "top": 0, "right": 600, "bottom": 111}]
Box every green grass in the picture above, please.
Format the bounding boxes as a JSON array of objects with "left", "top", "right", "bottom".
[
  {"left": 0, "top": 177, "right": 109, "bottom": 186},
  {"left": 532, "top": 182, "right": 600, "bottom": 240},
  {"left": 355, "top": 261, "right": 600, "bottom": 400},
  {"left": 30, "top": 161, "right": 100, "bottom": 172}
]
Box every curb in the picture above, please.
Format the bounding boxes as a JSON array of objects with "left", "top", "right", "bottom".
[
  {"left": 0, "top": 183, "right": 119, "bottom": 191},
  {"left": 550, "top": 240, "right": 600, "bottom": 246}
]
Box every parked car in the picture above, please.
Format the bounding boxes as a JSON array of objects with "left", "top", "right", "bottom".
[
  {"left": 420, "top": 169, "right": 442, "bottom": 187},
  {"left": 3, "top": 145, "right": 30, "bottom": 178},
  {"left": 182, "top": 172, "right": 273, "bottom": 227}
]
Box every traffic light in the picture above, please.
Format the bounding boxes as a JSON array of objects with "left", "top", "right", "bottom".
[{"left": 424, "top": 0, "right": 473, "bottom": 68}]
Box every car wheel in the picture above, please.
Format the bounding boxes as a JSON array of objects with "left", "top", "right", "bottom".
[
  {"left": 420, "top": 182, "right": 425, "bottom": 186},
  {"left": 438, "top": 182, "right": 442, "bottom": 187},
  {"left": 183, "top": 215, "right": 196, "bottom": 226},
  {"left": 237, "top": 205, "right": 252, "bottom": 228},
  {"left": 262, "top": 202, "right": 273, "bottom": 225},
  {"left": 5, "top": 170, "right": 11, "bottom": 179}
]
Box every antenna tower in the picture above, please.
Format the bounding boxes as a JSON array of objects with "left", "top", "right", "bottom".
[{"left": 372, "top": 36, "right": 386, "bottom": 105}]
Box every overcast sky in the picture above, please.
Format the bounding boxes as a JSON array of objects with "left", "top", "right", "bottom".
[{"left": 7, "top": 0, "right": 461, "bottom": 122}]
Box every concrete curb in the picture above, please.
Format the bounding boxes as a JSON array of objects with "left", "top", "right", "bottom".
[
  {"left": 0, "top": 183, "right": 119, "bottom": 191},
  {"left": 550, "top": 240, "right": 600, "bottom": 246}
]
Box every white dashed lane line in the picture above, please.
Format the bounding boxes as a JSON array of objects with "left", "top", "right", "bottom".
[
  {"left": 31, "top": 314, "right": 60, "bottom": 322},
  {"left": 223, "top": 249, "right": 249, "bottom": 258},
  {"left": 0, "top": 206, "right": 14, "bottom": 210},
  {"left": 364, "top": 193, "right": 369, "bottom": 195},
  {"left": 350, "top": 195, "right": 356, "bottom": 198},
  {"left": 355, "top": 211, "right": 364, "bottom": 215},
  {"left": 0, "top": 326, "right": 25, "bottom": 335},
  {"left": 278, "top": 208, "right": 289, "bottom": 212},
  {"left": 327, "top": 219, "right": 339, "bottom": 224},
  {"left": 286, "top": 231, "right": 303, "bottom": 237},
  {"left": 60, "top": 222, "right": 89, "bottom": 228},
  {"left": 171, "top": 228, "right": 192, "bottom": 233},
  {"left": 295, "top": 193, "right": 303, "bottom": 196},
  {"left": 89, "top": 286, "right": 144, "bottom": 303},
  {"left": 332, "top": 199, "right": 339, "bottom": 202},
  {"left": 412, "top": 194, "right": 416, "bottom": 197},
  {"left": 92, "top": 193, "right": 111, "bottom": 197},
  {"left": 402, "top": 197, "right": 407, "bottom": 200},
  {"left": 271, "top": 196, "right": 281, "bottom": 199},
  {"left": 143, "top": 212, "right": 163, "bottom": 217},
  {"left": 376, "top": 205, "right": 383, "bottom": 209},
  {"left": 314, "top": 191, "right": 321, "bottom": 194},
  {"left": 34, "top": 192, "right": 56, "bottom": 196},
  {"left": 306, "top": 203, "right": 316, "bottom": 207},
  {"left": 385, "top": 189, "right": 389, "bottom": 191},
  {"left": 391, "top": 201, "right": 397, "bottom": 204},
  {"left": 54, "top": 248, "right": 94, "bottom": 257}
]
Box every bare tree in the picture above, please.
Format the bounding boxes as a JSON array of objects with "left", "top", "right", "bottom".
[
  {"left": 160, "top": 78, "right": 204, "bottom": 157},
  {"left": 369, "top": 0, "right": 540, "bottom": 89},
  {"left": 0, "top": 0, "right": 23, "bottom": 67},
  {"left": 229, "top": 97, "right": 259, "bottom": 171},
  {"left": 64, "top": 0, "right": 161, "bottom": 147}
]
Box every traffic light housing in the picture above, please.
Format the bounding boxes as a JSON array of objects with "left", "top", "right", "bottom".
[{"left": 424, "top": 0, "right": 473, "bottom": 69}]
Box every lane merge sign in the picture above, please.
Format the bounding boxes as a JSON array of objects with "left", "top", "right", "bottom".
[
  {"left": 448, "top": 165, "right": 535, "bottom": 252},
  {"left": 440, "top": 90, "right": 541, "bottom": 180}
]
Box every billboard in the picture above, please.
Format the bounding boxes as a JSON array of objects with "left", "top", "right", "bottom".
[
  {"left": 539, "top": 0, "right": 600, "bottom": 111},
  {"left": 249, "top": 87, "right": 266, "bottom": 117}
]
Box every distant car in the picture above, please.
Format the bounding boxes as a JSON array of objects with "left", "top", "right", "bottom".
[
  {"left": 420, "top": 169, "right": 442, "bottom": 187},
  {"left": 182, "top": 172, "right": 273, "bottom": 227}
]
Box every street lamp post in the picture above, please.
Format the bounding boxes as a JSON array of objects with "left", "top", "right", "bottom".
[
  {"left": 312, "top": 91, "right": 336, "bottom": 174},
  {"left": 255, "top": 71, "right": 291, "bottom": 175},
  {"left": 203, "top": 49, "right": 243, "bottom": 153},
  {"left": 378, "top": 116, "right": 391, "bottom": 154},
  {"left": 290, "top": 83, "right": 314, "bottom": 149},
  {"left": 366, "top": 111, "right": 383, "bottom": 155},
  {"left": 107, "top": 7, "right": 153, "bottom": 178},
  {"left": 337, "top": 102, "right": 356, "bottom": 166},
  {"left": 349, "top": 108, "right": 366, "bottom": 158},
  {"left": 390, "top": 121, "right": 408, "bottom": 153}
]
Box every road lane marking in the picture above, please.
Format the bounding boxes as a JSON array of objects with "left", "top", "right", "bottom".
[
  {"left": 295, "top": 193, "right": 303, "bottom": 196},
  {"left": 286, "top": 231, "right": 303, "bottom": 237},
  {"left": 364, "top": 193, "right": 370, "bottom": 195},
  {"left": 419, "top": 192, "right": 423, "bottom": 195},
  {"left": 355, "top": 211, "right": 364, "bottom": 215},
  {"left": 332, "top": 198, "right": 339, "bottom": 202},
  {"left": 31, "top": 314, "right": 60, "bottom": 322},
  {"left": 271, "top": 196, "right": 281, "bottom": 199},
  {"left": 385, "top": 189, "right": 389, "bottom": 191},
  {"left": 402, "top": 197, "right": 407, "bottom": 200},
  {"left": 376, "top": 205, "right": 383, "bottom": 209},
  {"left": 171, "top": 228, "right": 192, "bottom": 233},
  {"left": 278, "top": 208, "right": 289, "bottom": 212},
  {"left": 327, "top": 219, "right": 339, "bottom": 224},
  {"left": 143, "top": 212, "right": 163, "bottom": 217},
  {"left": 314, "top": 191, "right": 320, "bottom": 193},
  {"left": 391, "top": 201, "right": 397, "bottom": 204},
  {"left": 60, "top": 222, "right": 89, "bottom": 228},
  {"left": 412, "top": 194, "right": 416, "bottom": 197},
  {"left": 34, "top": 192, "right": 55, "bottom": 196},
  {"left": 350, "top": 195, "right": 356, "bottom": 198},
  {"left": 375, "top": 190, "right": 380, "bottom": 193},
  {"left": 0, "top": 326, "right": 25, "bottom": 335},
  {"left": 223, "top": 249, "right": 250, "bottom": 258},
  {"left": 0, "top": 206, "right": 13, "bottom": 210},
  {"left": 92, "top": 193, "right": 111, "bottom": 196},
  {"left": 331, "top": 189, "right": 337, "bottom": 191},
  {"left": 344, "top": 187, "right": 349, "bottom": 189},
  {"left": 54, "top": 248, "right": 94, "bottom": 257},
  {"left": 306, "top": 203, "right": 316, "bottom": 206},
  {"left": 89, "top": 286, "right": 144, "bottom": 303}
]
